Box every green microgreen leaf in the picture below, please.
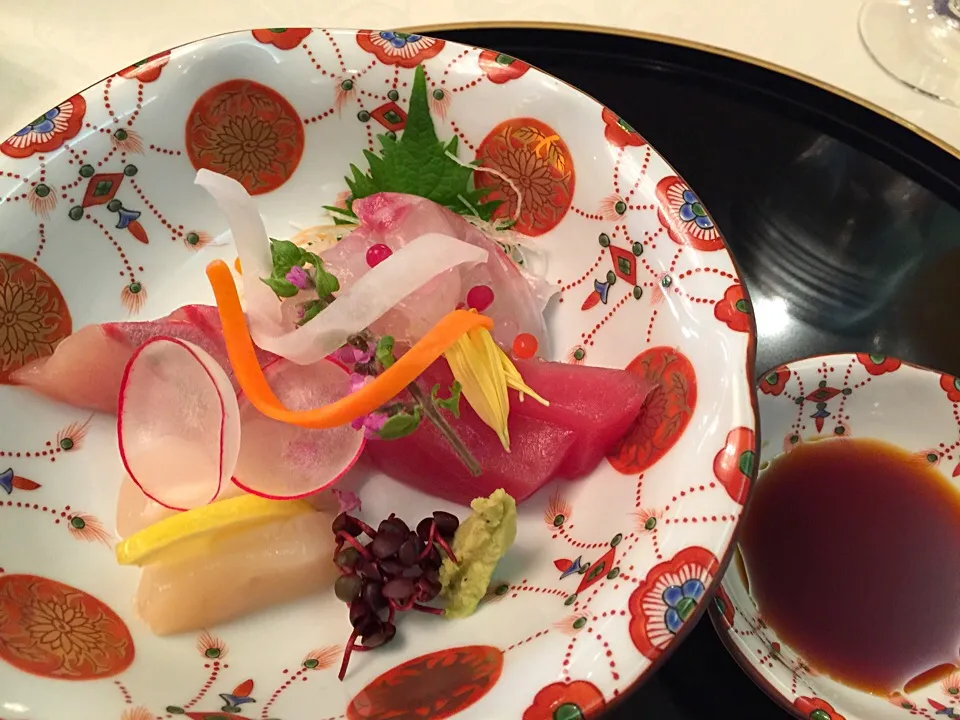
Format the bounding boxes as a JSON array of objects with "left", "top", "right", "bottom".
[
  {"left": 261, "top": 276, "right": 299, "bottom": 298},
  {"left": 378, "top": 407, "right": 422, "bottom": 440},
  {"left": 375, "top": 335, "right": 396, "bottom": 369},
  {"left": 431, "top": 381, "right": 462, "bottom": 418}
]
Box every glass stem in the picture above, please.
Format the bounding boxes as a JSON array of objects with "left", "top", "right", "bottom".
[{"left": 407, "top": 382, "right": 482, "bottom": 477}]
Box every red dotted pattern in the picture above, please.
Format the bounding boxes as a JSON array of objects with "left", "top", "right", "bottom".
[
  {"left": 555, "top": 525, "right": 616, "bottom": 550},
  {"left": 558, "top": 252, "right": 604, "bottom": 293},
  {"left": 32, "top": 223, "right": 46, "bottom": 263},
  {"left": 505, "top": 629, "right": 550, "bottom": 652},
  {"left": 183, "top": 661, "right": 219, "bottom": 709},
  {"left": 321, "top": 29, "right": 347, "bottom": 73},
  {"left": 113, "top": 680, "right": 133, "bottom": 705},
  {"left": 303, "top": 45, "right": 332, "bottom": 76},
  {"left": 0, "top": 436, "right": 68, "bottom": 462},
  {"left": 645, "top": 307, "right": 659, "bottom": 342},
  {"left": 663, "top": 514, "right": 737, "bottom": 525},
  {"left": 2, "top": 501, "right": 72, "bottom": 527},
  {"left": 147, "top": 144, "right": 182, "bottom": 156},
  {"left": 263, "top": 663, "right": 313, "bottom": 716},
  {"left": 87, "top": 214, "right": 136, "bottom": 280},
  {"left": 581, "top": 295, "right": 630, "bottom": 345},
  {"left": 676, "top": 267, "right": 737, "bottom": 281},
  {"left": 448, "top": 121, "right": 476, "bottom": 151},
  {"left": 304, "top": 109, "right": 336, "bottom": 125},
  {"left": 129, "top": 178, "right": 183, "bottom": 239},
  {"left": 441, "top": 49, "right": 473, "bottom": 85},
  {"left": 104, "top": 77, "right": 115, "bottom": 119},
  {"left": 570, "top": 205, "right": 604, "bottom": 220}
]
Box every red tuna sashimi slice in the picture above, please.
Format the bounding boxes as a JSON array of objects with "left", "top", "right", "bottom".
[
  {"left": 364, "top": 357, "right": 654, "bottom": 505},
  {"left": 233, "top": 358, "right": 364, "bottom": 499},
  {"left": 12, "top": 305, "right": 276, "bottom": 414},
  {"left": 323, "top": 193, "right": 552, "bottom": 349},
  {"left": 365, "top": 399, "right": 576, "bottom": 506},
  {"left": 118, "top": 337, "right": 241, "bottom": 510}
]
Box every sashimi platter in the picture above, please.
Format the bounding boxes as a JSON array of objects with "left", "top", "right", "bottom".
[{"left": 0, "top": 29, "right": 758, "bottom": 720}]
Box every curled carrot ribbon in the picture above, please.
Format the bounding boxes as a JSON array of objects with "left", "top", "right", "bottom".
[{"left": 205, "top": 259, "right": 493, "bottom": 430}]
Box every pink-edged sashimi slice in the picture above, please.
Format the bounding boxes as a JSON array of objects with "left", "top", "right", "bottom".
[
  {"left": 364, "top": 357, "right": 655, "bottom": 505},
  {"left": 233, "top": 357, "right": 364, "bottom": 500},
  {"left": 10, "top": 304, "right": 276, "bottom": 414}
]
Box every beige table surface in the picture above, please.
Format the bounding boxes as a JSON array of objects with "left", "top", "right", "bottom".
[{"left": 0, "top": 0, "right": 956, "bottom": 156}]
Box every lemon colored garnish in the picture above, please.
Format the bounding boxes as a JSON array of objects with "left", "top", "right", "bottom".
[
  {"left": 115, "top": 495, "right": 313, "bottom": 567},
  {"left": 443, "top": 326, "right": 548, "bottom": 451}
]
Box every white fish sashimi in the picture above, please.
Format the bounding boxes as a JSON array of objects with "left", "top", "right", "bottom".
[
  {"left": 117, "top": 337, "right": 241, "bottom": 511},
  {"left": 194, "top": 170, "right": 488, "bottom": 365}
]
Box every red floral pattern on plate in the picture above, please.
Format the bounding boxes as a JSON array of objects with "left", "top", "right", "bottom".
[
  {"left": 759, "top": 366, "right": 789, "bottom": 396},
  {"left": 0, "top": 574, "right": 134, "bottom": 679},
  {"left": 117, "top": 51, "right": 171, "bottom": 83},
  {"left": 478, "top": 50, "right": 531, "bottom": 84},
  {"left": 522, "top": 680, "right": 607, "bottom": 719},
  {"left": 0, "top": 253, "right": 71, "bottom": 384},
  {"left": 940, "top": 373, "right": 960, "bottom": 402},
  {"left": 474, "top": 117, "right": 575, "bottom": 236},
  {"left": 185, "top": 79, "right": 305, "bottom": 195},
  {"left": 714, "top": 283, "right": 752, "bottom": 333},
  {"left": 855, "top": 353, "right": 902, "bottom": 376},
  {"left": 629, "top": 546, "right": 720, "bottom": 660},
  {"left": 346, "top": 645, "right": 503, "bottom": 720},
  {"left": 656, "top": 175, "right": 724, "bottom": 251},
  {"left": 251, "top": 28, "right": 313, "bottom": 50},
  {"left": 356, "top": 30, "right": 444, "bottom": 68},
  {"left": 794, "top": 696, "right": 846, "bottom": 720},
  {"left": 608, "top": 347, "right": 698, "bottom": 474},
  {"left": 602, "top": 107, "right": 646, "bottom": 148},
  {"left": 1, "top": 95, "right": 86, "bottom": 159},
  {"left": 713, "top": 426, "right": 756, "bottom": 505}
]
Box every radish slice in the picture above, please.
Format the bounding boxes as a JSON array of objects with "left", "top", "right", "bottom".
[
  {"left": 194, "top": 169, "right": 488, "bottom": 365},
  {"left": 118, "top": 337, "right": 241, "bottom": 511},
  {"left": 233, "top": 357, "right": 364, "bottom": 499}
]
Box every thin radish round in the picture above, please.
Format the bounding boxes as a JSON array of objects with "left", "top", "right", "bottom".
[
  {"left": 233, "top": 357, "right": 364, "bottom": 499},
  {"left": 118, "top": 337, "right": 241, "bottom": 511}
]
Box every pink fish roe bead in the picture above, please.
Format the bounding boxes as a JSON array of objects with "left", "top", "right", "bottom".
[
  {"left": 466, "top": 284, "right": 495, "bottom": 312},
  {"left": 365, "top": 243, "right": 393, "bottom": 268}
]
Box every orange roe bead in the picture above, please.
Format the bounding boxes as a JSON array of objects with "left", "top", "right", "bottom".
[
  {"left": 512, "top": 333, "right": 538, "bottom": 359},
  {"left": 234, "top": 257, "right": 243, "bottom": 274}
]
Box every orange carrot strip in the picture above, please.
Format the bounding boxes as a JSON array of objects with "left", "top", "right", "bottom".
[{"left": 205, "top": 259, "right": 492, "bottom": 429}]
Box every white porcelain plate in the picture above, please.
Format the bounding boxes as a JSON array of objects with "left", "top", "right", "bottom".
[
  {"left": 0, "top": 29, "right": 757, "bottom": 720},
  {"left": 712, "top": 353, "right": 960, "bottom": 720}
]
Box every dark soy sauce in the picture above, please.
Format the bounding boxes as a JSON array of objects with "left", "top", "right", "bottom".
[{"left": 739, "top": 437, "right": 960, "bottom": 695}]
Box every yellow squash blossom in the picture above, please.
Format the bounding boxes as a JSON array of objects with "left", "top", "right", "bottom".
[{"left": 443, "top": 326, "right": 548, "bottom": 451}]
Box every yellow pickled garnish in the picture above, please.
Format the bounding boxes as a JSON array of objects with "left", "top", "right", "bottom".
[
  {"left": 443, "top": 326, "right": 548, "bottom": 451},
  {"left": 115, "top": 494, "right": 313, "bottom": 567}
]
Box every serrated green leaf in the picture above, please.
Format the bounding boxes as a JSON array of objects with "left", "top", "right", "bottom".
[
  {"left": 297, "top": 300, "right": 325, "bottom": 326},
  {"left": 315, "top": 268, "right": 340, "bottom": 297},
  {"left": 431, "top": 381, "right": 462, "bottom": 418},
  {"left": 270, "top": 239, "right": 303, "bottom": 275},
  {"left": 378, "top": 408, "right": 421, "bottom": 440},
  {"left": 339, "top": 65, "right": 503, "bottom": 220},
  {"left": 261, "top": 276, "right": 299, "bottom": 298}
]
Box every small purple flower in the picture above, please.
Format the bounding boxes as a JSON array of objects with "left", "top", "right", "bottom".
[
  {"left": 285, "top": 265, "right": 311, "bottom": 290},
  {"left": 349, "top": 373, "right": 373, "bottom": 395},
  {"left": 336, "top": 345, "right": 375, "bottom": 365},
  {"left": 362, "top": 412, "right": 387, "bottom": 439},
  {"left": 331, "top": 488, "right": 362, "bottom": 513}
]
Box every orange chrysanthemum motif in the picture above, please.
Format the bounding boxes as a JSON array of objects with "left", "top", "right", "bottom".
[
  {"left": 302, "top": 645, "right": 340, "bottom": 671},
  {"left": 544, "top": 489, "right": 571, "bottom": 529},
  {"left": 0, "top": 574, "right": 134, "bottom": 679},
  {"left": 186, "top": 79, "right": 305, "bottom": 195},
  {"left": 474, "top": 118, "right": 575, "bottom": 237},
  {"left": 68, "top": 513, "right": 111, "bottom": 546},
  {"left": 120, "top": 280, "right": 147, "bottom": 315},
  {"left": 197, "top": 630, "right": 228, "bottom": 659},
  {"left": 0, "top": 253, "right": 72, "bottom": 384}
]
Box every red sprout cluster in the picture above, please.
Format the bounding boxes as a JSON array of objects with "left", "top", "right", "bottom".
[{"left": 332, "top": 509, "right": 460, "bottom": 680}]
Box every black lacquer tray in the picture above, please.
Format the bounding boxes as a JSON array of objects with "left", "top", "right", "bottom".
[{"left": 420, "top": 25, "right": 960, "bottom": 719}]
